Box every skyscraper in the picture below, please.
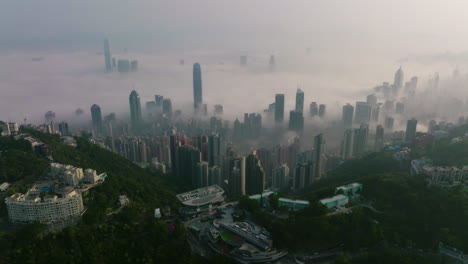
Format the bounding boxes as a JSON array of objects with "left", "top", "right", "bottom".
[
  {"left": 245, "top": 152, "right": 265, "bottom": 195},
  {"left": 175, "top": 145, "right": 201, "bottom": 187},
  {"left": 313, "top": 134, "right": 325, "bottom": 179},
  {"left": 310, "top": 102, "right": 318, "bottom": 117},
  {"left": 193, "top": 63, "right": 203, "bottom": 110},
  {"left": 272, "top": 164, "right": 289, "bottom": 191},
  {"left": 196, "top": 162, "right": 209, "bottom": 188},
  {"left": 289, "top": 111, "right": 304, "bottom": 131},
  {"left": 208, "top": 133, "right": 221, "bottom": 166},
  {"left": 342, "top": 104, "right": 354, "bottom": 128},
  {"left": 91, "top": 104, "right": 103, "bottom": 136},
  {"left": 384, "top": 116, "right": 394, "bottom": 131},
  {"left": 405, "top": 119, "right": 418, "bottom": 143},
  {"left": 129, "top": 90, "right": 142, "bottom": 128},
  {"left": 162, "top": 99, "right": 172, "bottom": 117},
  {"left": 395, "top": 102, "right": 405, "bottom": 114},
  {"left": 104, "top": 38, "right": 112, "bottom": 72},
  {"left": 295, "top": 88, "right": 304, "bottom": 113},
  {"left": 353, "top": 124, "right": 369, "bottom": 157},
  {"left": 366, "top": 94, "right": 377, "bottom": 106},
  {"left": 341, "top": 129, "right": 354, "bottom": 160},
  {"left": 354, "top": 102, "right": 372, "bottom": 125},
  {"left": 229, "top": 157, "right": 246, "bottom": 197},
  {"left": 393, "top": 66, "right": 404, "bottom": 95},
  {"left": 275, "top": 94, "right": 285, "bottom": 123},
  {"left": 318, "top": 104, "right": 326, "bottom": 118},
  {"left": 294, "top": 162, "right": 314, "bottom": 190},
  {"left": 375, "top": 125, "right": 384, "bottom": 152}
]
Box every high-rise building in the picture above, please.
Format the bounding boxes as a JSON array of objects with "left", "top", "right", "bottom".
[
  {"left": 318, "top": 104, "right": 326, "bottom": 118},
  {"left": 405, "top": 119, "right": 418, "bottom": 143},
  {"left": 272, "top": 164, "right": 289, "bottom": 191},
  {"left": 104, "top": 38, "right": 112, "bottom": 72},
  {"left": 393, "top": 66, "right": 404, "bottom": 95},
  {"left": 294, "top": 162, "right": 314, "bottom": 190},
  {"left": 245, "top": 152, "right": 265, "bottom": 195},
  {"left": 129, "top": 90, "right": 142, "bottom": 128},
  {"left": 354, "top": 102, "right": 372, "bottom": 125},
  {"left": 130, "top": 60, "right": 138, "bottom": 72},
  {"left": 384, "top": 116, "right": 394, "bottom": 131},
  {"left": 275, "top": 94, "right": 285, "bottom": 123},
  {"left": 91, "top": 104, "right": 103, "bottom": 136},
  {"left": 375, "top": 125, "right": 384, "bottom": 152},
  {"left": 117, "top": 59, "right": 131, "bottom": 73},
  {"left": 353, "top": 124, "right": 369, "bottom": 157},
  {"left": 58, "top": 122, "right": 70, "bottom": 136},
  {"left": 193, "top": 63, "right": 203, "bottom": 109},
  {"left": 208, "top": 134, "right": 221, "bottom": 166},
  {"left": 384, "top": 100, "right": 394, "bottom": 113},
  {"left": 310, "top": 102, "right": 318, "bottom": 117},
  {"left": 366, "top": 94, "right": 377, "bottom": 106},
  {"left": 228, "top": 157, "right": 246, "bottom": 197},
  {"left": 256, "top": 148, "right": 272, "bottom": 186},
  {"left": 395, "top": 102, "right": 405, "bottom": 114},
  {"left": 175, "top": 145, "right": 201, "bottom": 187},
  {"left": 214, "top": 104, "right": 223, "bottom": 115},
  {"left": 295, "top": 88, "right": 304, "bottom": 113},
  {"left": 196, "top": 162, "right": 209, "bottom": 188},
  {"left": 289, "top": 111, "right": 304, "bottom": 131},
  {"left": 342, "top": 104, "right": 354, "bottom": 128},
  {"left": 162, "top": 99, "right": 172, "bottom": 117},
  {"left": 341, "top": 129, "right": 354, "bottom": 160},
  {"left": 371, "top": 103, "right": 381, "bottom": 123},
  {"left": 313, "top": 134, "right": 325, "bottom": 179}
]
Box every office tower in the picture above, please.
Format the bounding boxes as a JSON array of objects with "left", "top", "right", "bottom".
[
  {"left": 342, "top": 104, "right": 354, "bottom": 128},
  {"left": 310, "top": 102, "right": 318, "bottom": 117},
  {"left": 354, "top": 102, "right": 372, "bottom": 125},
  {"left": 295, "top": 88, "right": 304, "bottom": 113},
  {"left": 269, "top": 55, "right": 275, "bottom": 71},
  {"left": 130, "top": 60, "right": 138, "bottom": 72},
  {"left": 193, "top": 63, "right": 203, "bottom": 109},
  {"left": 353, "top": 124, "right": 369, "bottom": 157},
  {"left": 384, "top": 100, "right": 394, "bottom": 113},
  {"left": 366, "top": 94, "right": 377, "bottom": 106},
  {"left": 272, "top": 164, "right": 289, "bottom": 191},
  {"left": 384, "top": 116, "right": 394, "bottom": 131},
  {"left": 214, "top": 104, "right": 223, "bottom": 115},
  {"left": 375, "top": 125, "right": 384, "bottom": 152},
  {"left": 146, "top": 101, "right": 156, "bottom": 115},
  {"left": 196, "top": 162, "right": 209, "bottom": 188},
  {"left": 341, "top": 129, "right": 354, "bottom": 159},
  {"left": 395, "top": 102, "right": 405, "bottom": 114},
  {"left": 245, "top": 152, "right": 265, "bottom": 195},
  {"left": 229, "top": 157, "right": 246, "bottom": 197},
  {"left": 208, "top": 134, "right": 221, "bottom": 166},
  {"left": 313, "top": 134, "right": 325, "bottom": 179},
  {"left": 129, "top": 90, "right": 142, "bottom": 127},
  {"left": 275, "top": 94, "right": 285, "bottom": 123},
  {"left": 318, "top": 104, "right": 326, "bottom": 118},
  {"left": 175, "top": 145, "right": 201, "bottom": 187},
  {"left": 371, "top": 103, "right": 381, "bottom": 123},
  {"left": 255, "top": 148, "right": 272, "bottom": 186},
  {"left": 91, "top": 104, "right": 103, "bottom": 136},
  {"left": 58, "top": 122, "right": 70, "bottom": 136},
  {"left": 104, "top": 38, "right": 112, "bottom": 72},
  {"left": 294, "top": 162, "right": 314, "bottom": 190},
  {"left": 289, "top": 111, "right": 304, "bottom": 131},
  {"left": 117, "top": 59, "right": 131, "bottom": 73},
  {"left": 240, "top": 56, "right": 248, "bottom": 66},
  {"left": 162, "top": 99, "right": 172, "bottom": 117},
  {"left": 405, "top": 119, "right": 418, "bottom": 143},
  {"left": 393, "top": 66, "right": 404, "bottom": 94},
  {"left": 208, "top": 166, "right": 222, "bottom": 186},
  {"left": 155, "top": 95, "right": 164, "bottom": 107}
]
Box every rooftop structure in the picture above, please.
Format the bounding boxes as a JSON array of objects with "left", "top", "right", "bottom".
[
  {"left": 320, "top": 194, "right": 349, "bottom": 209},
  {"left": 176, "top": 185, "right": 224, "bottom": 206},
  {"left": 335, "top": 183, "right": 362, "bottom": 196},
  {"left": 278, "top": 198, "right": 310, "bottom": 211}
]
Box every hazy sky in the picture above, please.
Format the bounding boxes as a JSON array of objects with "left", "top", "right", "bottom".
[{"left": 1, "top": 0, "right": 468, "bottom": 123}]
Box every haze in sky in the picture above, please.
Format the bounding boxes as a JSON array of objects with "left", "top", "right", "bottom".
[{"left": 1, "top": 0, "right": 468, "bottom": 123}]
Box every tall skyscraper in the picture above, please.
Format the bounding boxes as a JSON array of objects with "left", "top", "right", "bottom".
[
  {"left": 395, "top": 102, "right": 405, "bottom": 114},
  {"left": 384, "top": 116, "right": 394, "bottom": 131},
  {"left": 196, "top": 162, "right": 209, "bottom": 188},
  {"left": 91, "top": 104, "right": 103, "bottom": 136},
  {"left": 245, "top": 152, "right": 265, "bottom": 195},
  {"left": 366, "top": 94, "right": 377, "bottom": 106},
  {"left": 354, "top": 102, "right": 372, "bottom": 125},
  {"left": 207, "top": 134, "right": 221, "bottom": 166},
  {"left": 313, "top": 134, "right": 325, "bottom": 179},
  {"left": 294, "top": 162, "right": 314, "bottom": 190},
  {"left": 341, "top": 129, "right": 354, "bottom": 160},
  {"left": 104, "top": 38, "right": 112, "bottom": 72},
  {"left": 162, "top": 99, "right": 172, "bottom": 117},
  {"left": 58, "top": 122, "right": 70, "bottom": 136},
  {"left": 272, "top": 164, "right": 289, "bottom": 191},
  {"left": 393, "top": 66, "right": 404, "bottom": 95},
  {"left": 310, "top": 102, "right": 318, "bottom": 117},
  {"left": 175, "top": 145, "right": 201, "bottom": 187},
  {"left": 129, "top": 90, "right": 142, "bottom": 128},
  {"left": 275, "top": 94, "right": 285, "bottom": 123},
  {"left": 318, "top": 104, "right": 326, "bottom": 118},
  {"left": 295, "top": 88, "right": 304, "bottom": 113},
  {"left": 405, "top": 119, "right": 418, "bottom": 143},
  {"left": 193, "top": 63, "right": 203, "bottom": 110},
  {"left": 289, "top": 111, "right": 304, "bottom": 131},
  {"left": 375, "top": 125, "right": 384, "bottom": 152},
  {"left": 342, "top": 104, "right": 354, "bottom": 128},
  {"left": 353, "top": 124, "right": 369, "bottom": 157},
  {"left": 229, "top": 157, "right": 246, "bottom": 197}
]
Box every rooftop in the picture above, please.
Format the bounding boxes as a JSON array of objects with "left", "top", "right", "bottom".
[
  {"left": 176, "top": 185, "right": 224, "bottom": 206},
  {"left": 320, "top": 194, "right": 348, "bottom": 205}
]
